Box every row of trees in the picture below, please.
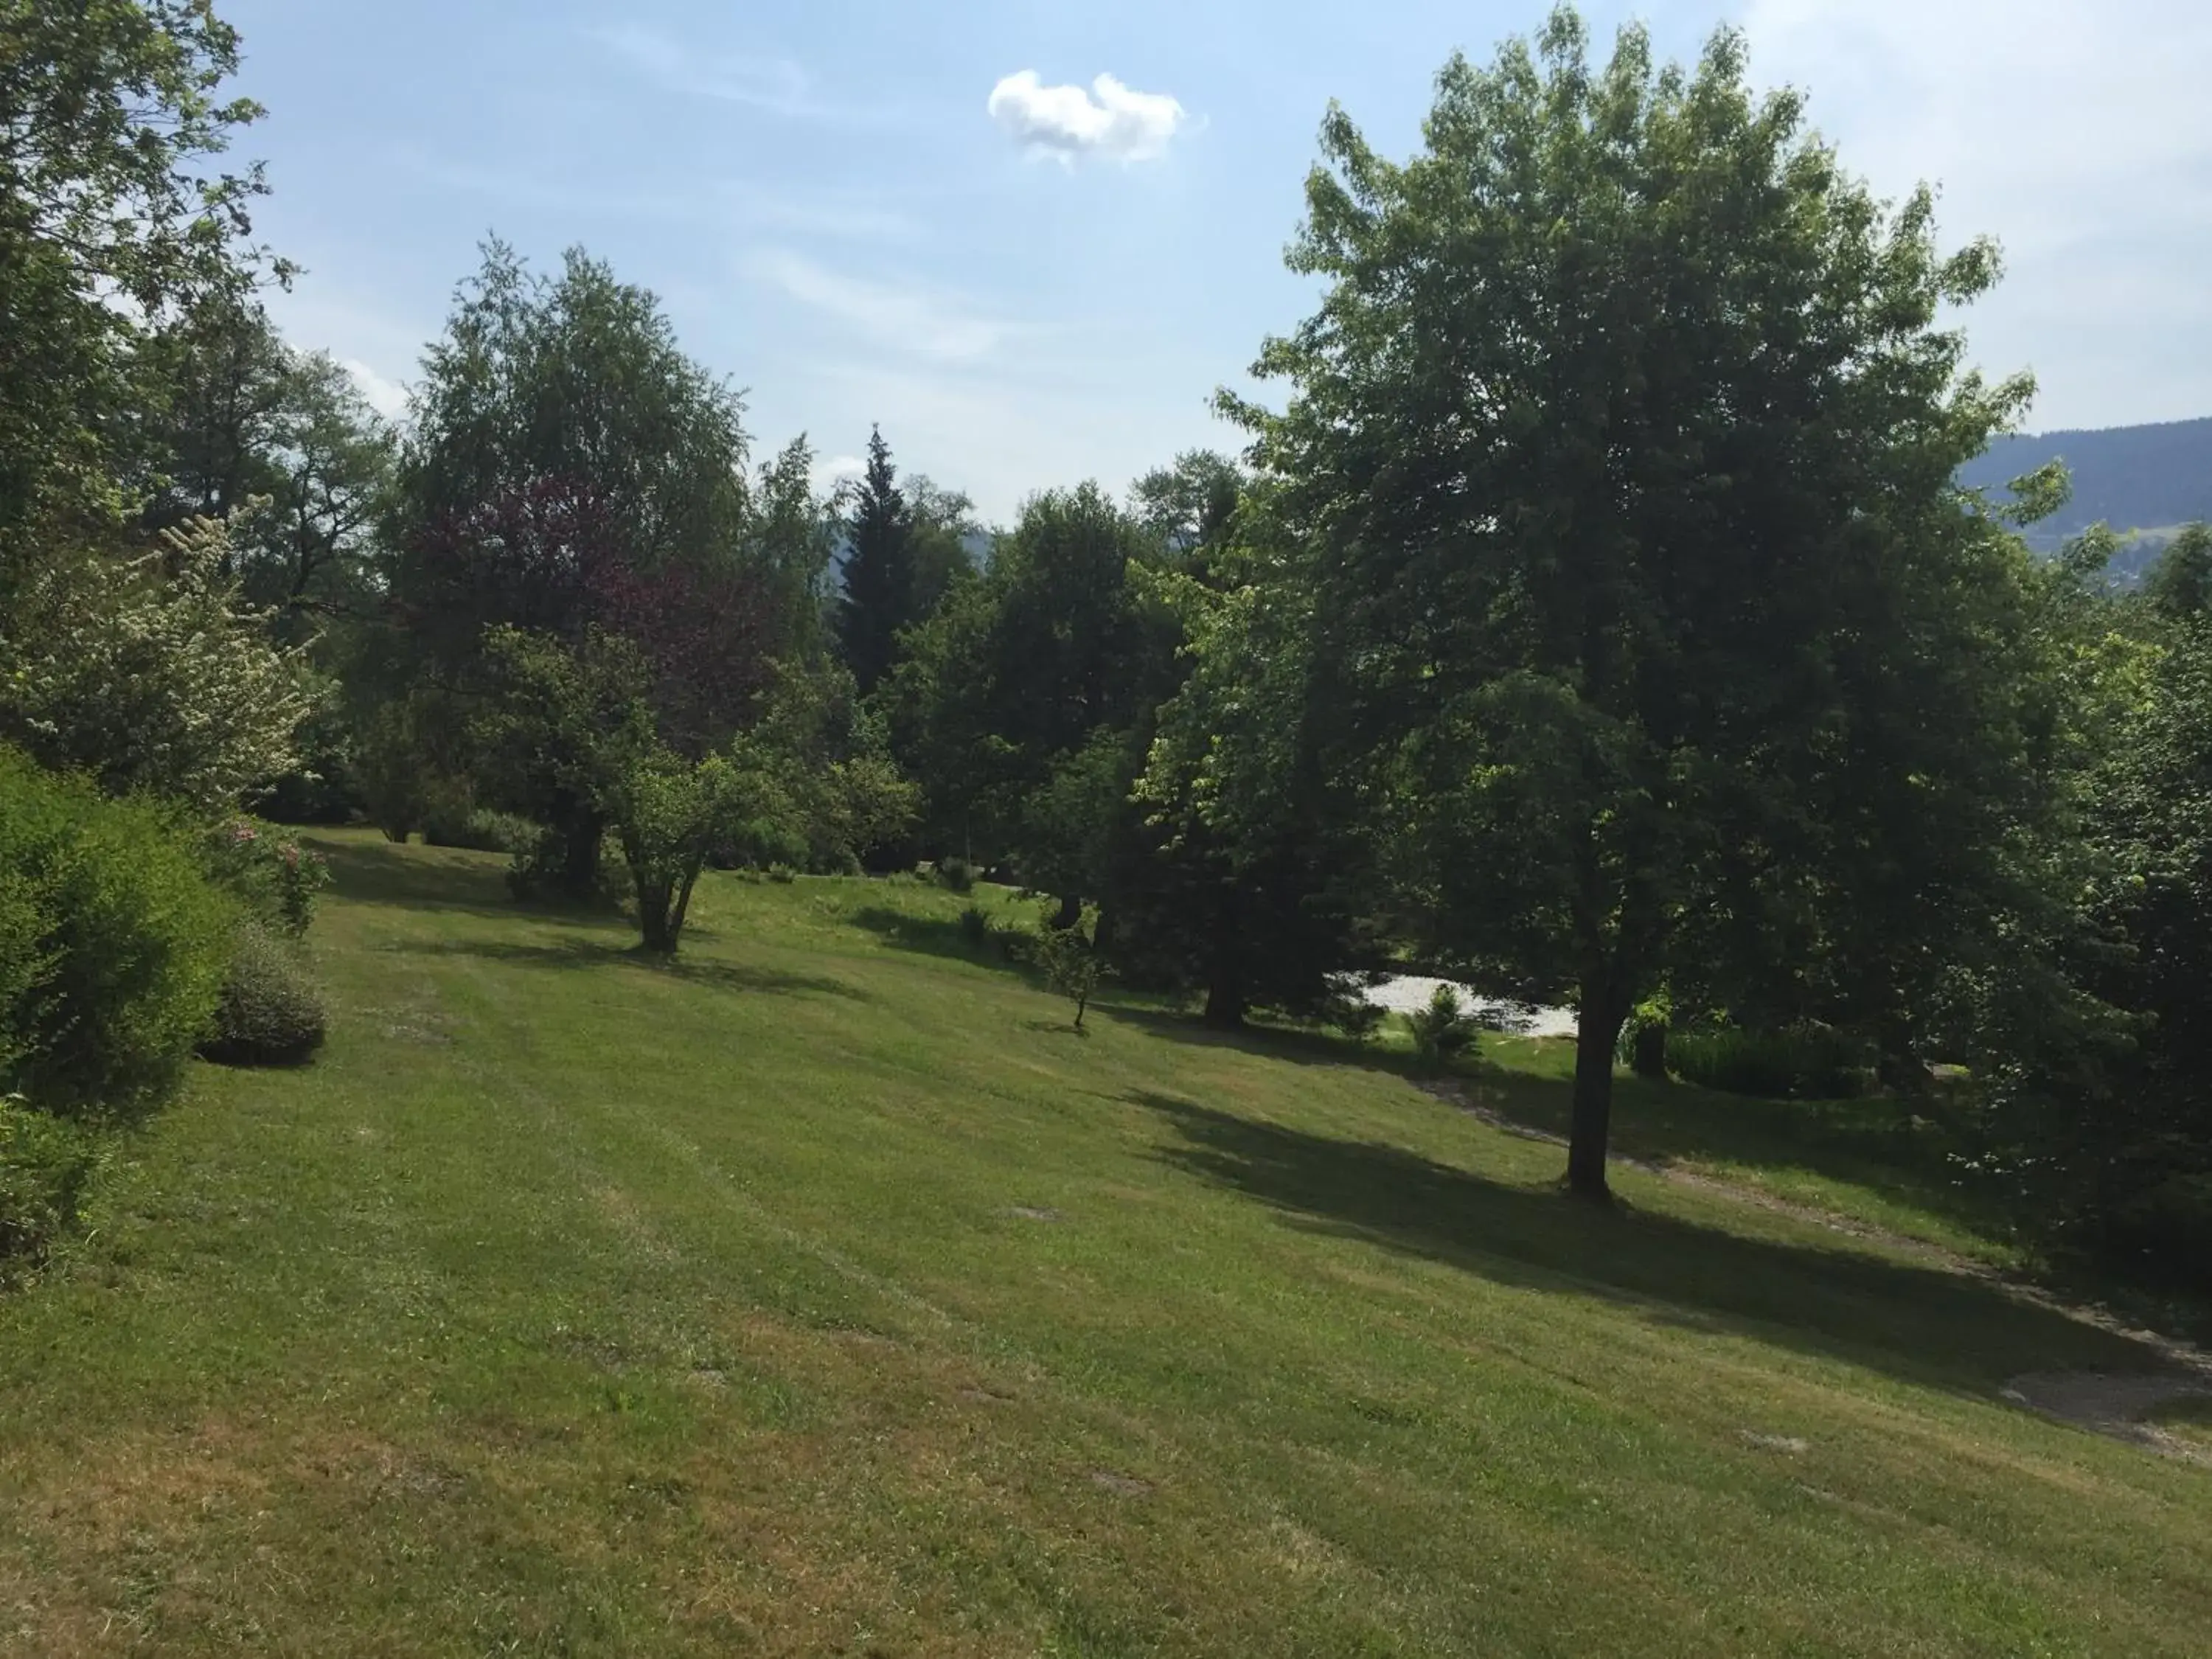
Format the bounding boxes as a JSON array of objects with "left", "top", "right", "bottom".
[
  {"left": 0, "top": 1, "right": 347, "bottom": 1265},
  {"left": 3, "top": 3, "right": 2208, "bottom": 1282}
]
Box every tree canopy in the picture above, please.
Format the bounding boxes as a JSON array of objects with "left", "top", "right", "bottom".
[
  {"left": 1223, "top": 7, "right": 2045, "bottom": 1195},
  {"left": 10, "top": 0, "right": 2212, "bottom": 1283}
]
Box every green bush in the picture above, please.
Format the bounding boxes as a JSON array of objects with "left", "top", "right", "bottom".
[
  {"left": 936, "top": 855, "right": 978, "bottom": 894},
  {"left": 1616, "top": 992, "right": 1673, "bottom": 1078},
  {"left": 1668, "top": 1026, "right": 1871, "bottom": 1100},
  {"left": 0, "top": 878, "right": 46, "bottom": 1089},
  {"left": 0, "top": 747, "right": 234, "bottom": 1115},
  {"left": 1403, "top": 984, "right": 1478, "bottom": 1071},
  {"left": 201, "top": 924, "right": 327, "bottom": 1067},
  {"left": 0, "top": 1095, "right": 102, "bottom": 1272}
]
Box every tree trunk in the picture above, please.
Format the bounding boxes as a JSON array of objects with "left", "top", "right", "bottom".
[
  {"left": 666, "top": 863, "right": 703, "bottom": 950},
  {"left": 554, "top": 803, "right": 603, "bottom": 901},
  {"left": 1202, "top": 883, "right": 1245, "bottom": 1029},
  {"left": 639, "top": 878, "right": 675, "bottom": 954},
  {"left": 1567, "top": 975, "right": 1627, "bottom": 1201},
  {"left": 1630, "top": 1020, "right": 1669, "bottom": 1079},
  {"left": 1875, "top": 1014, "right": 1929, "bottom": 1095}
]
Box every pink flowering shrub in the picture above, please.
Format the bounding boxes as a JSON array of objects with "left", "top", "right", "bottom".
[{"left": 203, "top": 818, "right": 331, "bottom": 936}]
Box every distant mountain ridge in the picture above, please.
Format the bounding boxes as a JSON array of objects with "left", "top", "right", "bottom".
[{"left": 1959, "top": 417, "right": 2212, "bottom": 555}]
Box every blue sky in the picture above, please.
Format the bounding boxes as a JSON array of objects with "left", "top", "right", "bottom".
[{"left": 226, "top": 0, "right": 2212, "bottom": 523}]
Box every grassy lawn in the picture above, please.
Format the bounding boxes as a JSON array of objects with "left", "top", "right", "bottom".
[
  {"left": 2, "top": 830, "right": 2208, "bottom": 1655},
  {"left": 1462, "top": 1035, "right": 2023, "bottom": 1270},
  {"left": 2150, "top": 1397, "right": 2212, "bottom": 1453}
]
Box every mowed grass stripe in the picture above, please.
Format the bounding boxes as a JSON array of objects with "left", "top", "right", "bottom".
[{"left": 1, "top": 831, "right": 2207, "bottom": 1655}]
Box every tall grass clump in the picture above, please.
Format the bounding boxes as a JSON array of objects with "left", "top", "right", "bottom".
[{"left": 0, "top": 1094, "right": 102, "bottom": 1276}]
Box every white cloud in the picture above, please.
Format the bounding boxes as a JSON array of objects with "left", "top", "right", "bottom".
[
  {"left": 1735, "top": 0, "right": 2212, "bottom": 428},
  {"left": 812, "top": 453, "right": 868, "bottom": 493},
  {"left": 987, "top": 71, "right": 1188, "bottom": 164},
  {"left": 749, "top": 249, "right": 1012, "bottom": 362},
  {"left": 343, "top": 360, "right": 411, "bottom": 420}
]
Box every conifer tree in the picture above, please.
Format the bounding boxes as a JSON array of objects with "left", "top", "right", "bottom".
[{"left": 836, "top": 427, "right": 915, "bottom": 695}]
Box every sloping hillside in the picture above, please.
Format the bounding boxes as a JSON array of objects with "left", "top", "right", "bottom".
[
  {"left": 1, "top": 835, "right": 2208, "bottom": 1655},
  {"left": 1963, "top": 417, "right": 2212, "bottom": 558}
]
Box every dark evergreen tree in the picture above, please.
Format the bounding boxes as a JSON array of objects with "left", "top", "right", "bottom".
[{"left": 836, "top": 427, "right": 915, "bottom": 695}]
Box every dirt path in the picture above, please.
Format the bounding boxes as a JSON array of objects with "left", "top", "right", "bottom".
[{"left": 1422, "top": 1078, "right": 2212, "bottom": 1461}]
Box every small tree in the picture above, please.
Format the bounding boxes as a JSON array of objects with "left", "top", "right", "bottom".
[
  {"left": 476, "top": 624, "right": 653, "bottom": 900},
  {"left": 1404, "top": 984, "right": 1478, "bottom": 1071},
  {"left": 1034, "top": 912, "right": 1103, "bottom": 1032},
  {"left": 605, "top": 750, "right": 748, "bottom": 955}
]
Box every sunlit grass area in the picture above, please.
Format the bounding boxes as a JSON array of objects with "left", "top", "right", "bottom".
[{"left": 1, "top": 831, "right": 2206, "bottom": 1655}]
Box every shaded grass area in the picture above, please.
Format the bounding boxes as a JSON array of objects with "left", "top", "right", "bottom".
[
  {"left": 1126, "top": 1002, "right": 2018, "bottom": 1267},
  {"left": 1133, "top": 1091, "right": 2133, "bottom": 1397},
  {"left": 1, "top": 829, "right": 2207, "bottom": 1655},
  {"left": 1467, "top": 1035, "right": 2020, "bottom": 1265}
]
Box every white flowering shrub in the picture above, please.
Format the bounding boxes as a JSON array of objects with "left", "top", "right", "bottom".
[{"left": 0, "top": 517, "right": 312, "bottom": 812}]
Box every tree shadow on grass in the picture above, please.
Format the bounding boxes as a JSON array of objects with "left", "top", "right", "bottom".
[
  {"left": 1130, "top": 1090, "right": 2167, "bottom": 1403},
  {"left": 1463, "top": 1065, "right": 2015, "bottom": 1248},
  {"left": 1113, "top": 1001, "right": 2011, "bottom": 1249},
  {"left": 1102, "top": 1002, "right": 1435, "bottom": 1081},
  {"left": 310, "top": 835, "right": 510, "bottom": 912},
  {"left": 848, "top": 906, "right": 1022, "bottom": 971},
  {"left": 308, "top": 834, "right": 629, "bottom": 928},
  {"left": 397, "top": 936, "right": 868, "bottom": 1001}
]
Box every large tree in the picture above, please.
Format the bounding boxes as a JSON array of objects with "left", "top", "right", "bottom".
[
  {"left": 905, "top": 474, "right": 983, "bottom": 621},
  {"left": 891, "top": 483, "right": 1160, "bottom": 899},
  {"left": 1237, "top": 7, "right": 2040, "bottom": 1197},
  {"left": 1963, "top": 526, "right": 2212, "bottom": 1281},
  {"left": 1130, "top": 450, "right": 1243, "bottom": 561},
  {"left": 131, "top": 297, "right": 395, "bottom": 624},
  {"left": 397, "top": 242, "right": 751, "bottom": 571},
  {"left": 1136, "top": 490, "right": 1374, "bottom": 1030},
  {"left": 0, "top": 0, "right": 277, "bottom": 582},
  {"left": 387, "top": 243, "right": 766, "bottom": 895}
]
